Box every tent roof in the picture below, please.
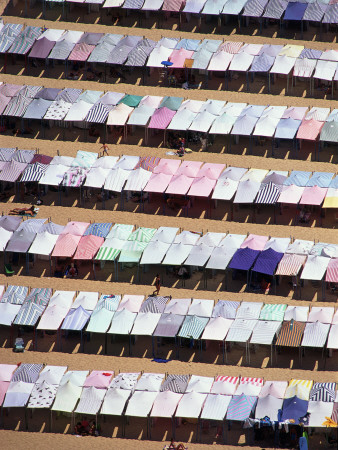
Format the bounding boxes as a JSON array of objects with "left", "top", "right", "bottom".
[
  {"left": 211, "top": 376, "right": 239, "bottom": 395},
  {"left": 52, "top": 380, "right": 82, "bottom": 412},
  {"left": 150, "top": 391, "right": 182, "bottom": 417},
  {"left": 228, "top": 248, "right": 260, "bottom": 271},
  {"left": 153, "top": 313, "right": 185, "bottom": 337},
  {"left": 281, "top": 396, "right": 308, "bottom": 424},
  {"left": 201, "top": 316, "right": 233, "bottom": 341},
  {"left": 276, "top": 320, "right": 306, "bottom": 347},
  {"left": 126, "top": 390, "right": 158, "bottom": 417},
  {"left": 226, "top": 394, "right": 257, "bottom": 421},
  {"left": 259, "top": 381, "right": 288, "bottom": 399},
  {"left": 255, "top": 395, "right": 284, "bottom": 422},
  {"left": 212, "top": 300, "right": 240, "bottom": 319},
  {"left": 131, "top": 312, "right": 161, "bottom": 335},
  {"left": 178, "top": 315, "right": 209, "bottom": 339},
  {"left": 250, "top": 320, "right": 282, "bottom": 345},
  {"left": 164, "top": 298, "right": 191, "bottom": 315},
  {"left": 175, "top": 391, "right": 207, "bottom": 418},
  {"left": 225, "top": 319, "right": 257, "bottom": 343},
  {"left": 301, "top": 321, "right": 330, "bottom": 348},
  {"left": 300, "top": 255, "right": 330, "bottom": 281}
]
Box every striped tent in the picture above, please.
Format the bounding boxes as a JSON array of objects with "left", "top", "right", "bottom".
[
  {"left": 326, "top": 258, "right": 338, "bottom": 283},
  {"left": 178, "top": 315, "right": 209, "bottom": 339},
  {"left": 73, "top": 235, "right": 104, "bottom": 260},
  {"left": 259, "top": 303, "right": 286, "bottom": 321},
  {"left": 13, "top": 302, "right": 46, "bottom": 326},
  {"left": 211, "top": 376, "right": 239, "bottom": 395},
  {"left": 212, "top": 300, "right": 240, "bottom": 319},
  {"left": 95, "top": 237, "right": 126, "bottom": 261},
  {"left": 68, "top": 43, "right": 95, "bottom": 61},
  {"left": 12, "top": 364, "right": 43, "bottom": 383},
  {"left": 20, "top": 163, "right": 49, "bottom": 182},
  {"left": 83, "top": 223, "right": 112, "bottom": 238},
  {"left": 12, "top": 150, "right": 35, "bottom": 164},
  {"left": 128, "top": 227, "right": 156, "bottom": 242},
  {"left": 3, "top": 94, "right": 33, "bottom": 117},
  {"left": 61, "top": 306, "right": 91, "bottom": 331},
  {"left": 243, "top": 0, "right": 268, "bottom": 17},
  {"left": 17, "top": 219, "right": 47, "bottom": 234},
  {"left": 310, "top": 383, "right": 336, "bottom": 403},
  {"left": 1, "top": 285, "right": 28, "bottom": 305},
  {"left": 48, "top": 40, "right": 74, "bottom": 60},
  {"left": 226, "top": 393, "right": 257, "bottom": 421},
  {"left": 118, "top": 240, "right": 148, "bottom": 263},
  {"left": 275, "top": 254, "right": 306, "bottom": 276},
  {"left": 201, "top": 393, "right": 232, "bottom": 421},
  {"left": 0, "top": 148, "right": 16, "bottom": 162},
  {"left": 160, "top": 374, "right": 189, "bottom": 393},
  {"left": 226, "top": 319, "right": 257, "bottom": 343},
  {"left": 8, "top": 26, "right": 42, "bottom": 55},
  {"left": 255, "top": 181, "right": 283, "bottom": 204},
  {"left": 285, "top": 379, "right": 313, "bottom": 400},
  {"left": 250, "top": 320, "right": 282, "bottom": 345},
  {"left": 25, "top": 287, "right": 52, "bottom": 306},
  {"left": 276, "top": 320, "right": 305, "bottom": 347},
  {"left": 139, "top": 296, "right": 169, "bottom": 314},
  {"left": 125, "top": 40, "right": 156, "bottom": 67},
  {"left": 162, "top": 0, "right": 184, "bottom": 11},
  {"left": 301, "top": 321, "right": 330, "bottom": 348},
  {"left": 0, "top": 93, "right": 11, "bottom": 114},
  {"left": 52, "top": 234, "right": 81, "bottom": 258},
  {"left": 56, "top": 88, "right": 82, "bottom": 103},
  {"left": 85, "top": 103, "right": 112, "bottom": 124}
]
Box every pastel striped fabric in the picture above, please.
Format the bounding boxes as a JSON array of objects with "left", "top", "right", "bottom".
[
  {"left": 275, "top": 254, "right": 306, "bottom": 276},
  {"left": 12, "top": 364, "right": 43, "bottom": 383},
  {"left": 139, "top": 296, "right": 169, "bottom": 314},
  {"left": 226, "top": 393, "right": 257, "bottom": 420},
  {"left": 240, "top": 377, "right": 264, "bottom": 387},
  {"left": 68, "top": 43, "right": 95, "bottom": 61},
  {"left": 85, "top": 103, "right": 112, "bottom": 123},
  {"left": 1, "top": 285, "right": 28, "bottom": 305},
  {"left": 259, "top": 303, "right": 286, "bottom": 321},
  {"left": 3, "top": 95, "right": 33, "bottom": 117},
  {"left": 20, "top": 163, "right": 49, "bottom": 182},
  {"left": 160, "top": 374, "right": 189, "bottom": 393},
  {"left": 326, "top": 258, "right": 338, "bottom": 282},
  {"left": 0, "top": 147, "right": 16, "bottom": 162},
  {"left": 83, "top": 223, "right": 112, "bottom": 238},
  {"left": 301, "top": 321, "right": 330, "bottom": 348},
  {"left": 0, "top": 161, "right": 27, "bottom": 182},
  {"left": 250, "top": 320, "right": 281, "bottom": 345},
  {"left": 310, "top": 383, "right": 336, "bottom": 403},
  {"left": 61, "top": 306, "right": 91, "bottom": 331},
  {"left": 52, "top": 234, "right": 81, "bottom": 258},
  {"left": 212, "top": 300, "right": 240, "bottom": 319},
  {"left": 178, "top": 315, "right": 209, "bottom": 339},
  {"left": 276, "top": 320, "right": 305, "bottom": 347},
  {"left": 162, "top": 0, "right": 184, "bottom": 11},
  {"left": 73, "top": 235, "right": 104, "bottom": 260}
]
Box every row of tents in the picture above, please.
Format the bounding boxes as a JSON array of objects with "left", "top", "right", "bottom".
[
  {"left": 1, "top": 216, "right": 338, "bottom": 282},
  {"left": 1, "top": 23, "right": 338, "bottom": 91},
  {"left": 1, "top": 149, "right": 337, "bottom": 209},
  {"left": 1, "top": 363, "right": 338, "bottom": 431},
  {"left": 39, "top": 0, "right": 338, "bottom": 26},
  {"left": 1, "top": 83, "right": 338, "bottom": 144},
  {"left": 1, "top": 286, "right": 338, "bottom": 354}
]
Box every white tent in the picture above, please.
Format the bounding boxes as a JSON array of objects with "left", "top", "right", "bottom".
[
  {"left": 264, "top": 237, "right": 291, "bottom": 253},
  {"left": 39, "top": 164, "right": 68, "bottom": 186},
  {"left": 60, "top": 370, "right": 89, "bottom": 387},
  {"left": 124, "top": 167, "right": 152, "bottom": 191},
  {"left": 270, "top": 55, "right": 296, "bottom": 74},
  {"left": 211, "top": 377, "right": 239, "bottom": 395},
  {"left": 150, "top": 227, "right": 179, "bottom": 244},
  {"left": 100, "top": 388, "right": 130, "bottom": 415},
  {"left": 75, "top": 386, "right": 106, "bottom": 414},
  {"left": 233, "top": 180, "right": 260, "bottom": 203},
  {"left": 308, "top": 307, "right": 334, "bottom": 324},
  {"left": 201, "top": 317, "right": 233, "bottom": 341},
  {"left": 236, "top": 302, "right": 263, "bottom": 320},
  {"left": 167, "top": 109, "right": 197, "bottom": 131},
  {"left": 127, "top": 105, "right": 155, "bottom": 127},
  {"left": 200, "top": 393, "right": 231, "bottom": 420},
  {"left": 175, "top": 392, "right": 207, "bottom": 418},
  {"left": 226, "top": 319, "right": 258, "bottom": 343},
  {"left": 250, "top": 320, "right": 281, "bottom": 345},
  {"left": 71, "top": 292, "right": 99, "bottom": 311},
  {"left": 253, "top": 116, "right": 280, "bottom": 137},
  {"left": 187, "top": 298, "right": 214, "bottom": 317},
  {"left": 301, "top": 322, "right": 330, "bottom": 348},
  {"left": 38, "top": 28, "right": 66, "bottom": 41},
  {"left": 174, "top": 230, "right": 200, "bottom": 245},
  {"left": 37, "top": 366, "right": 67, "bottom": 385},
  {"left": 113, "top": 155, "right": 140, "bottom": 171},
  {"left": 164, "top": 298, "right": 191, "bottom": 315},
  {"left": 135, "top": 373, "right": 165, "bottom": 392},
  {"left": 64, "top": 100, "right": 92, "bottom": 121},
  {"left": 284, "top": 306, "right": 309, "bottom": 322},
  {"left": 197, "top": 232, "right": 226, "bottom": 247},
  {"left": 125, "top": 390, "right": 158, "bottom": 417},
  {"left": 307, "top": 400, "right": 334, "bottom": 427},
  {"left": 147, "top": 46, "right": 173, "bottom": 67},
  {"left": 184, "top": 244, "right": 214, "bottom": 267},
  {"left": 140, "top": 241, "right": 170, "bottom": 264},
  {"left": 286, "top": 239, "right": 314, "bottom": 255},
  {"left": 84, "top": 167, "right": 111, "bottom": 188},
  {"left": 92, "top": 156, "right": 119, "bottom": 169},
  {"left": 162, "top": 243, "right": 194, "bottom": 265},
  {"left": 255, "top": 395, "right": 283, "bottom": 421},
  {"left": 234, "top": 379, "right": 262, "bottom": 397},
  {"left": 37, "top": 290, "right": 75, "bottom": 330},
  {"left": 209, "top": 113, "right": 237, "bottom": 135},
  {"left": 206, "top": 234, "right": 246, "bottom": 270},
  {"left": 178, "top": 99, "right": 205, "bottom": 113},
  {"left": 107, "top": 309, "right": 137, "bottom": 335},
  {"left": 150, "top": 391, "right": 182, "bottom": 417},
  {"left": 28, "top": 231, "right": 58, "bottom": 256},
  {"left": 3, "top": 381, "right": 34, "bottom": 407},
  {"left": 130, "top": 312, "right": 161, "bottom": 335},
  {"left": 50, "top": 156, "right": 74, "bottom": 166},
  {"left": 300, "top": 255, "right": 330, "bottom": 281},
  {"left": 0, "top": 228, "right": 13, "bottom": 251},
  {"left": 52, "top": 381, "right": 82, "bottom": 412},
  {"left": 327, "top": 324, "right": 338, "bottom": 349},
  {"left": 0, "top": 303, "right": 21, "bottom": 326},
  {"left": 229, "top": 52, "right": 254, "bottom": 71},
  {"left": 104, "top": 168, "right": 130, "bottom": 192},
  {"left": 86, "top": 307, "right": 115, "bottom": 334},
  {"left": 207, "top": 51, "right": 233, "bottom": 71},
  {"left": 189, "top": 111, "right": 217, "bottom": 133},
  {"left": 186, "top": 376, "right": 214, "bottom": 394},
  {"left": 117, "top": 295, "right": 144, "bottom": 313},
  {"left": 314, "top": 60, "right": 337, "bottom": 81},
  {"left": 106, "top": 104, "right": 133, "bottom": 126},
  {"left": 109, "top": 372, "right": 140, "bottom": 390}
]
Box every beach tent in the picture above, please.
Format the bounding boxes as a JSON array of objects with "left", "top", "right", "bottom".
[
  {"left": 107, "top": 309, "right": 137, "bottom": 335},
  {"left": 184, "top": 243, "right": 214, "bottom": 266},
  {"left": 125, "top": 390, "right": 158, "bottom": 417},
  {"left": 100, "top": 388, "right": 130, "bottom": 415},
  {"left": 150, "top": 391, "right": 182, "bottom": 418},
  {"left": 124, "top": 167, "right": 152, "bottom": 191},
  {"left": 131, "top": 312, "right": 161, "bottom": 336},
  {"left": 286, "top": 239, "right": 314, "bottom": 255},
  {"left": 164, "top": 298, "right": 191, "bottom": 315},
  {"left": 139, "top": 296, "right": 169, "bottom": 314},
  {"left": 274, "top": 118, "right": 302, "bottom": 139},
  {"left": 326, "top": 259, "right": 338, "bottom": 283},
  {"left": 12, "top": 364, "right": 43, "bottom": 383},
  {"left": 187, "top": 299, "right": 214, "bottom": 317},
  {"left": 75, "top": 386, "right": 106, "bottom": 415},
  {"left": 117, "top": 295, "right": 144, "bottom": 313},
  {"left": 160, "top": 374, "right": 189, "bottom": 393},
  {"left": 175, "top": 392, "right": 207, "bottom": 418},
  {"left": 314, "top": 60, "right": 337, "bottom": 81},
  {"left": 276, "top": 320, "right": 305, "bottom": 347},
  {"left": 52, "top": 380, "right": 82, "bottom": 412},
  {"left": 284, "top": 306, "right": 309, "bottom": 322},
  {"left": 186, "top": 376, "right": 213, "bottom": 394},
  {"left": 226, "top": 394, "right": 257, "bottom": 421},
  {"left": 228, "top": 247, "right": 260, "bottom": 272},
  {"left": 167, "top": 108, "right": 197, "bottom": 131},
  {"left": 225, "top": 319, "right": 257, "bottom": 343},
  {"left": 174, "top": 231, "right": 201, "bottom": 245},
  {"left": 197, "top": 232, "right": 226, "bottom": 247},
  {"left": 150, "top": 226, "right": 179, "bottom": 244},
  {"left": 1, "top": 285, "right": 28, "bottom": 304},
  {"left": 0, "top": 364, "right": 18, "bottom": 405},
  {"left": 307, "top": 307, "right": 334, "bottom": 324},
  {"left": 36, "top": 366, "right": 67, "bottom": 385},
  {"left": 60, "top": 371, "right": 89, "bottom": 387},
  {"left": 0, "top": 303, "right": 21, "bottom": 326},
  {"left": 148, "top": 107, "right": 176, "bottom": 129},
  {"left": 37, "top": 290, "right": 75, "bottom": 331},
  {"left": 211, "top": 376, "right": 239, "bottom": 395},
  {"left": 259, "top": 381, "right": 287, "bottom": 399},
  {"left": 255, "top": 394, "right": 283, "bottom": 421},
  {"left": 64, "top": 100, "right": 93, "bottom": 122},
  {"left": 162, "top": 242, "right": 194, "bottom": 265},
  {"left": 270, "top": 55, "right": 296, "bottom": 75},
  {"left": 127, "top": 105, "right": 156, "bottom": 127},
  {"left": 5, "top": 229, "right": 35, "bottom": 253},
  {"left": 38, "top": 164, "right": 68, "bottom": 186},
  {"left": 84, "top": 371, "right": 114, "bottom": 389},
  {"left": 142, "top": 0, "right": 164, "bottom": 10},
  {"left": 250, "top": 320, "right": 281, "bottom": 345},
  {"left": 303, "top": 2, "right": 328, "bottom": 22},
  {"left": 281, "top": 396, "right": 308, "bottom": 424},
  {"left": 206, "top": 234, "right": 246, "bottom": 270},
  {"left": 285, "top": 379, "right": 313, "bottom": 400},
  {"left": 147, "top": 46, "right": 173, "bottom": 67},
  {"left": 263, "top": 236, "right": 290, "bottom": 253},
  {"left": 0, "top": 228, "right": 13, "bottom": 251},
  {"left": 300, "top": 255, "right": 330, "bottom": 281},
  {"left": 0, "top": 161, "right": 27, "bottom": 182},
  {"left": 259, "top": 303, "right": 286, "bottom": 321},
  {"left": 135, "top": 373, "right": 165, "bottom": 392},
  {"left": 252, "top": 248, "right": 284, "bottom": 275},
  {"left": 301, "top": 321, "right": 330, "bottom": 348},
  {"left": 51, "top": 234, "right": 81, "bottom": 258},
  {"left": 235, "top": 377, "right": 263, "bottom": 396},
  {"left": 296, "top": 118, "right": 325, "bottom": 141},
  {"left": 236, "top": 302, "right": 263, "bottom": 320},
  {"left": 323, "top": 188, "right": 338, "bottom": 209},
  {"left": 3, "top": 381, "right": 34, "bottom": 408},
  {"left": 27, "top": 381, "right": 58, "bottom": 409},
  {"left": 109, "top": 372, "right": 141, "bottom": 390},
  {"left": 104, "top": 168, "right": 130, "bottom": 193},
  {"left": 201, "top": 316, "right": 233, "bottom": 341},
  {"left": 199, "top": 393, "right": 231, "bottom": 421},
  {"left": 86, "top": 296, "right": 120, "bottom": 333},
  {"left": 307, "top": 400, "right": 334, "bottom": 427},
  {"left": 69, "top": 292, "right": 98, "bottom": 311},
  {"left": 212, "top": 300, "right": 240, "bottom": 319},
  {"left": 153, "top": 313, "right": 185, "bottom": 338},
  {"left": 61, "top": 306, "right": 91, "bottom": 331},
  {"left": 73, "top": 235, "right": 104, "bottom": 260},
  {"left": 162, "top": 0, "right": 185, "bottom": 11},
  {"left": 327, "top": 324, "right": 338, "bottom": 349},
  {"left": 178, "top": 315, "right": 209, "bottom": 339}
]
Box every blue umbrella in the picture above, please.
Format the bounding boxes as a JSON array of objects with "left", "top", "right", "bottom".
[{"left": 161, "top": 60, "right": 173, "bottom": 67}]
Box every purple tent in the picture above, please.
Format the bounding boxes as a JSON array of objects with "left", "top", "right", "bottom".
[
  {"left": 299, "top": 48, "right": 323, "bottom": 60},
  {"left": 35, "top": 88, "right": 61, "bottom": 101},
  {"left": 263, "top": 0, "right": 288, "bottom": 19},
  {"left": 0, "top": 215, "right": 22, "bottom": 232},
  {"left": 283, "top": 2, "right": 307, "bottom": 21},
  {"left": 281, "top": 396, "right": 308, "bottom": 424},
  {"left": 252, "top": 248, "right": 284, "bottom": 275},
  {"left": 303, "top": 2, "right": 327, "bottom": 22},
  {"left": 6, "top": 230, "right": 36, "bottom": 253},
  {"left": 228, "top": 248, "right": 260, "bottom": 271},
  {"left": 153, "top": 313, "right": 185, "bottom": 337},
  {"left": 29, "top": 37, "right": 55, "bottom": 59},
  {"left": 243, "top": 0, "right": 268, "bottom": 17},
  {"left": 250, "top": 53, "right": 275, "bottom": 72},
  {"left": 0, "top": 160, "right": 27, "bottom": 182},
  {"left": 322, "top": 4, "right": 338, "bottom": 24}
]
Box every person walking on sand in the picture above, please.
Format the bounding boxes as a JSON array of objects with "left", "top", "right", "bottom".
[
  {"left": 100, "top": 142, "right": 109, "bottom": 156},
  {"left": 154, "top": 274, "right": 161, "bottom": 296}
]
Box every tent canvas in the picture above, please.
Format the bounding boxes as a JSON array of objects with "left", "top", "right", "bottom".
[
  {"left": 255, "top": 395, "right": 283, "bottom": 421},
  {"left": 125, "top": 391, "right": 158, "bottom": 417},
  {"left": 153, "top": 313, "right": 184, "bottom": 337},
  {"left": 100, "top": 388, "right": 130, "bottom": 415},
  {"left": 175, "top": 392, "right": 207, "bottom": 418},
  {"left": 226, "top": 394, "right": 257, "bottom": 421},
  {"left": 131, "top": 312, "right": 161, "bottom": 335},
  {"left": 150, "top": 390, "right": 183, "bottom": 418},
  {"left": 201, "top": 316, "right": 233, "bottom": 341}
]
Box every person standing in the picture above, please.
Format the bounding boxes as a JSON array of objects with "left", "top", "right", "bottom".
[
  {"left": 154, "top": 274, "right": 161, "bottom": 296},
  {"left": 100, "top": 142, "right": 109, "bottom": 156}
]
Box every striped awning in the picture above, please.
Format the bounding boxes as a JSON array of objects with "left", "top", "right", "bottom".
[
  {"left": 20, "top": 163, "right": 49, "bottom": 182},
  {"left": 259, "top": 303, "right": 286, "bottom": 321},
  {"left": 85, "top": 103, "right": 112, "bottom": 124},
  {"left": 139, "top": 296, "right": 169, "bottom": 314},
  {"left": 326, "top": 258, "right": 338, "bottom": 283},
  {"left": 3, "top": 94, "right": 33, "bottom": 117},
  {"left": 0, "top": 160, "right": 27, "bottom": 182},
  {"left": 12, "top": 364, "right": 43, "bottom": 383},
  {"left": 178, "top": 315, "right": 208, "bottom": 339},
  {"left": 13, "top": 302, "right": 46, "bottom": 326},
  {"left": 226, "top": 393, "right": 257, "bottom": 421},
  {"left": 310, "top": 382, "right": 336, "bottom": 403},
  {"left": 255, "top": 182, "right": 282, "bottom": 204},
  {"left": 160, "top": 374, "right": 189, "bottom": 393},
  {"left": 128, "top": 227, "right": 156, "bottom": 242},
  {"left": 83, "top": 223, "right": 112, "bottom": 238},
  {"left": 275, "top": 320, "right": 305, "bottom": 347},
  {"left": 275, "top": 253, "right": 306, "bottom": 276},
  {"left": 1, "top": 285, "right": 28, "bottom": 305},
  {"left": 301, "top": 321, "right": 330, "bottom": 348}
]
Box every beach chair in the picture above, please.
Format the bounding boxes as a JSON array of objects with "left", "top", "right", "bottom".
[
  {"left": 13, "top": 338, "right": 25, "bottom": 353},
  {"left": 4, "top": 263, "right": 15, "bottom": 276}
]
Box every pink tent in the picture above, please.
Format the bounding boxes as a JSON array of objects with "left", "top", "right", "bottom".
[
  {"left": 73, "top": 235, "right": 104, "bottom": 260},
  {"left": 52, "top": 234, "right": 81, "bottom": 258},
  {"left": 165, "top": 174, "right": 194, "bottom": 195},
  {"left": 144, "top": 172, "right": 173, "bottom": 193},
  {"left": 0, "top": 382, "right": 9, "bottom": 406},
  {"left": 176, "top": 160, "right": 203, "bottom": 178},
  {"left": 278, "top": 185, "right": 305, "bottom": 204},
  {"left": 169, "top": 49, "right": 194, "bottom": 68},
  {"left": 68, "top": 43, "right": 95, "bottom": 61},
  {"left": 296, "top": 119, "right": 324, "bottom": 141},
  {"left": 259, "top": 381, "right": 287, "bottom": 398},
  {"left": 84, "top": 370, "right": 114, "bottom": 388},
  {"left": 153, "top": 158, "right": 181, "bottom": 175},
  {"left": 162, "top": 0, "right": 184, "bottom": 11},
  {"left": 62, "top": 221, "right": 90, "bottom": 236},
  {"left": 219, "top": 41, "right": 243, "bottom": 54},
  {"left": 240, "top": 234, "right": 268, "bottom": 251},
  {"left": 188, "top": 176, "right": 216, "bottom": 197},
  {"left": 117, "top": 295, "right": 144, "bottom": 313},
  {"left": 276, "top": 254, "right": 306, "bottom": 276},
  {"left": 148, "top": 107, "right": 176, "bottom": 129},
  {"left": 0, "top": 364, "right": 18, "bottom": 382},
  {"left": 326, "top": 258, "right": 338, "bottom": 283},
  {"left": 196, "top": 163, "right": 226, "bottom": 180},
  {"left": 299, "top": 186, "right": 327, "bottom": 206},
  {"left": 282, "top": 106, "right": 308, "bottom": 120}
]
